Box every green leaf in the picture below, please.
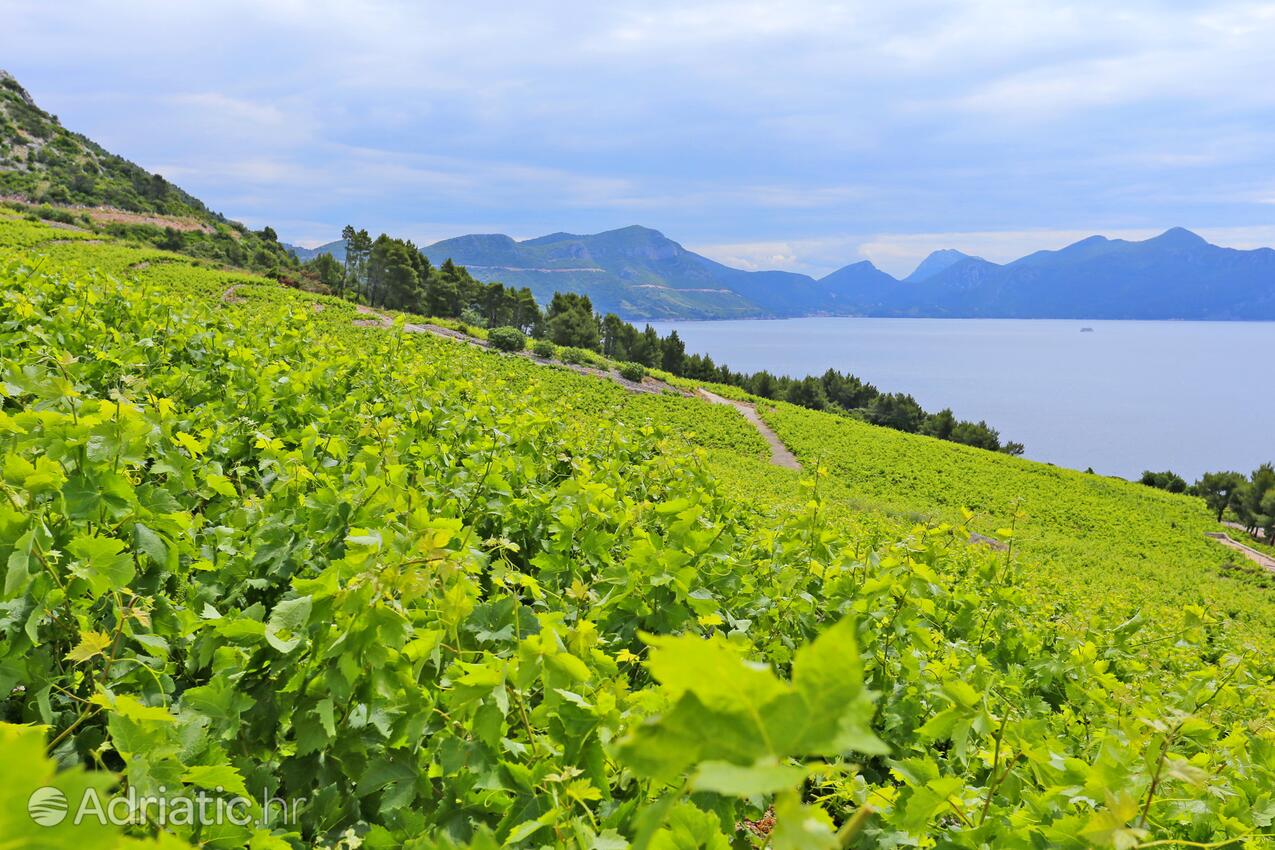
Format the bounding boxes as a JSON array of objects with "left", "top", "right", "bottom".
[
  {"left": 181, "top": 678, "right": 256, "bottom": 736},
  {"left": 897, "top": 775, "right": 966, "bottom": 833},
  {"left": 66, "top": 629, "right": 112, "bottom": 663},
  {"left": 546, "top": 650, "right": 591, "bottom": 682},
  {"left": 134, "top": 522, "right": 171, "bottom": 568},
  {"left": 917, "top": 707, "right": 963, "bottom": 741},
  {"left": 68, "top": 532, "right": 134, "bottom": 598},
  {"left": 785, "top": 615, "right": 887, "bottom": 756},
  {"left": 1080, "top": 792, "right": 1148, "bottom": 850},
  {"left": 0, "top": 722, "right": 160, "bottom": 850},
  {"left": 91, "top": 691, "right": 175, "bottom": 723},
  {"left": 770, "top": 790, "right": 838, "bottom": 850},
  {"left": 648, "top": 801, "right": 731, "bottom": 850},
  {"left": 182, "top": 763, "right": 250, "bottom": 797},
  {"left": 624, "top": 616, "right": 883, "bottom": 785},
  {"left": 204, "top": 472, "right": 238, "bottom": 498},
  {"left": 690, "top": 759, "right": 806, "bottom": 795},
  {"left": 4, "top": 529, "right": 34, "bottom": 597},
  {"left": 644, "top": 632, "right": 787, "bottom": 713},
  {"left": 265, "top": 595, "right": 312, "bottom": 653},
  {"left": 249, "top": 830, "right": 295, "bottom": 850}
]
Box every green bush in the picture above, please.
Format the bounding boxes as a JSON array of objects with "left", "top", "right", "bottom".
[
  {"left": 619, "top": 361, "right": 646, "bottom": 382},
  {"left": 560, "top": 346, "right": 596, "bottom": 365},
  {"left": 532, "top": 338, "right": 556, "bottom": 358},
  {"left": 460, "top": 307, "right": 486, "bottom": 328},
  {"left": 487, "top": 325, "right": 526, "bottom": 352}
]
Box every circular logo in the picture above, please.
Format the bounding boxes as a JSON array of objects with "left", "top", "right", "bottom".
[{"left": 28, "top": 786, "right": 68, "bottom": 827}]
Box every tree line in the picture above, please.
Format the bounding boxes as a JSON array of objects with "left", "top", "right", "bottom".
[
  {"left": 1141, "top": 465, "right": 1275, "bottom": 541},
  {"left": 299, "top": 227, "right": 541, "bottom": 332},
  {"left": 299, "top": 227, "right": 1023, "bottom": 455}
]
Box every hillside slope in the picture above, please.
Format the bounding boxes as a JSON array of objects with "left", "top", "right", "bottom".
[
  {"left": 0, "top": 70, "right": 210, "bottom": 216},
  {"left": 757, "top": 398, "right": 1275, "bottom": 631},
  {"left": 423, "top": 225, "right": 812, "bottom": 318},
  {"left": 3, "top": 215, "right": 1273, "bottom": 848},
  {"left": 0, "top": 70, "right": 295, "bottom": 273}
]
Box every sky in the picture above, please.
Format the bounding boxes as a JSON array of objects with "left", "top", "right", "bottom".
[{"left": 3, "top": 0, "right": 1275, "bottom": 277}]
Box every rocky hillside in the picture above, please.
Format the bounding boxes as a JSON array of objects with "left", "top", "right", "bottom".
[
  {"left": 0, "top": 70, "right": 210, "bottom": 216},
  {"left": 0, "top": 70, "right": 295, "bottom": 273}
]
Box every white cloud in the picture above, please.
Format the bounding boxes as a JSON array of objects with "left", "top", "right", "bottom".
[
  {"left": 4, "top": 0, "right": 1274, "bottom": 256},
  {"left": 689, "top": 236, "right": 868, "bottom": 276}
]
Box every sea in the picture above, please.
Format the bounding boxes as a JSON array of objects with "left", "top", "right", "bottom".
[{"left": 645, "top": 318, "right": 1275, "bottom": 480}]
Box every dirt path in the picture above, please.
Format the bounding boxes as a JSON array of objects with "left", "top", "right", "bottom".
[
  {"left": 967, "top": 531, "right": 1010, "bottom": 551},
  {"left": 1206, "top": 532, "right": 1275, "bottom": 573},
  {"left": 353, "top": 304, "right": 392, "bottom": 327},
  {"left": 695, "top": 389, "right": 801, "bottom": 470},
  {"left": 408, "top": 321, "right": 488, "bottom": 345}
]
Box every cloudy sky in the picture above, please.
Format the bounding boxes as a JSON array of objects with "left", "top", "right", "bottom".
[{"left": 4, "top": 0, "right": 1274, "bottom": 276}]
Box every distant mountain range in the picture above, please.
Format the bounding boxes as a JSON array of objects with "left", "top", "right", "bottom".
[
  {"left": 291, "top": 225, "right": 1275, "bottom": 321},
  {"left": 2, "top": 67, "right": 1269, "bottom": 323}
]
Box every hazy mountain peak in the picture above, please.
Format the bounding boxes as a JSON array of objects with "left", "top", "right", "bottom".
[
  {"left": 609, "top": 224, "right": 667, "bottom": 237},
  {"left": 906, "top": 249, "right": 980, "bottom": 282},
  {"left": 1150, "top": 226, "right": 1207, "bottom": 248},
  {"left": 456, "top": 233, "right": 518, "bottom": 245},
  {"left": 816, "top": 259, "right": 897, "bottom": 288},
  {"left": 520, "top": 231, "right": 576, "bottom": 245}
]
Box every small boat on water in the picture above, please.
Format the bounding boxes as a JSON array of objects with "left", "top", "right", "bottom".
[{"left": 1080, "top": 327, "right": 1094, "bottom": 332}]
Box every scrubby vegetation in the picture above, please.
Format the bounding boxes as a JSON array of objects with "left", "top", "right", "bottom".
[
  {"left": 487, "top": 326, "right": 527, "bottom": 352},
  {"left": 0, "top": 75, "right": 296, "bottom": 276},
  {"left": 1, "top": 217, "right": 1274, "bottom": 850},
  {"left": 1139, "top": 469, "right": 1188, "bottom": 493},
  {"left": 0, "top": 74, "right": 207, "bottom": 216},
  {"left": 618, "top": 362, "right": 646, "bottom": 382}
]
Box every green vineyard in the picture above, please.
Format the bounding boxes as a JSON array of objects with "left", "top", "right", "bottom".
[{"left": 1, "top": 215, "right": 1272, "bottom": 849}]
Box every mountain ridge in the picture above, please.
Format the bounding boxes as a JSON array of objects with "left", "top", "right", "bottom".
[{"left": 290, "top": 224, "right": 1275, "bottom": 321}]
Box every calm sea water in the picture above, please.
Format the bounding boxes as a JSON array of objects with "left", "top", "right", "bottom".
[{"left": 646, "top": 318, "right": 1274, "bottom": 480}]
